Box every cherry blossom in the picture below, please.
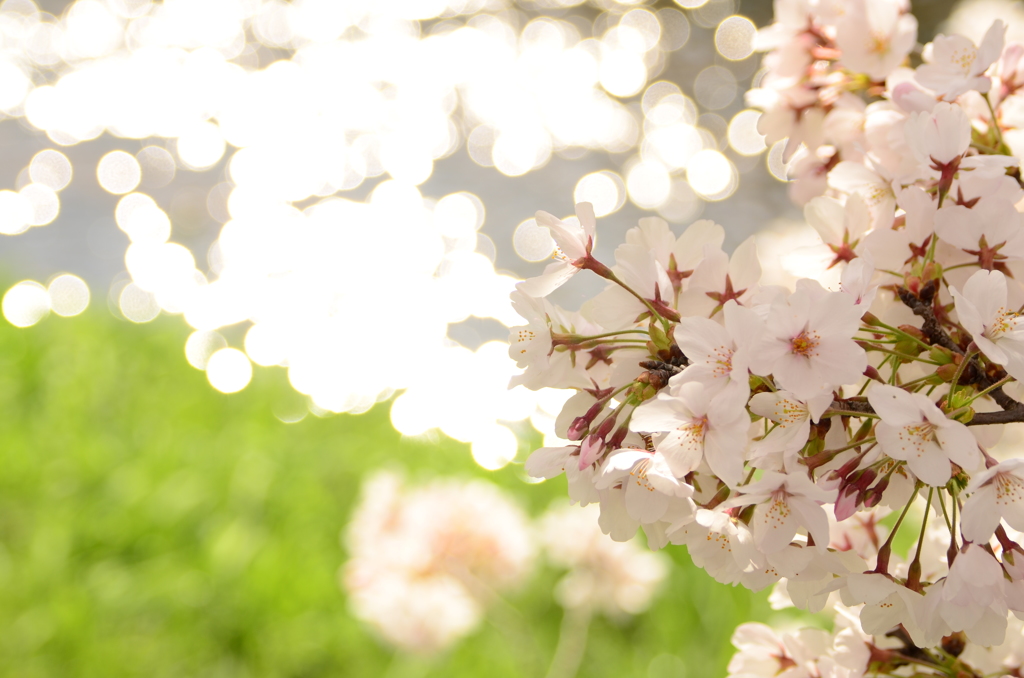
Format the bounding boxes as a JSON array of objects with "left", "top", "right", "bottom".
[
  {"left": 867, "top": 383, "right": 981, "bottom": 486},
  {"left": 672, "top": 300, "right": 764, "bottom": 409},
  {"left": 730, "top": 470, "right": 835, "bottom": 554},
  {"left": 596, "top": 448, "right": 694, "bottom": 524},
  {"left": 629, "top": 381, "right": 749, "bottom": 486},
  {"left": 753, "top": 279, "right": 868, "bottom": 400},
  {"left": 951, "top": 269, "right": 1024, "bottom": 380},
  {"left": 915, "top": 20, "right": 1006, "bottom": 100},
  {"left": 962, "top": 458, "right": 1024, "bottom": 543},
  {"left": 518, "top": 202, "right": 599, "bottom": 297}
]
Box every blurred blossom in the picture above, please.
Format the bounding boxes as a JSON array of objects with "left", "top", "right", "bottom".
[
  {"left": 342, "top": 471, "right": 535, "bottom": 655},
  {"left": 539, "top": 502, "right": 668, "bottom": 616}
]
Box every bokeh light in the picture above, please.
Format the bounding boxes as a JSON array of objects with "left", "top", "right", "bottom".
[
  {"left": 185, "top": 330, "right": 228, "bottom": 370},
  {"left": 714, "top": 16, "right": 756, "bottom": 60},
  {"left": 47, "top": 274, "right": 90, "bottom": 317},
  {"left": 627, "top": 160, "right": 671, "bottom": 208},
  {"left": 3, "top": 281, "right": 50, "bottom": 327},
  {"left": 206, "top": 348, "right": 253, "bottom": 393},
  {"left": 513, "top": 218, "right": 556, "bottom": 262},
  {"left": 0, "top": 0, "right": 765, "bottom": 446},
  {"left": 694, "top": 66, "right": 736, "bottom": 110},
  {"left": 97, "top": 151, "right": 141, "bottom": 195},
  {"left": 686, "top": 149, "right": 734, "bottom": 198},
  {"left": 0, "top": 189, "right": 32, "bottom": 235},
  {"left": 137, "top": 146, "right": 176, "bottom": 188},
  {"left": 20, "top": 183, "right": 59, "bottom": 226},
  {"left": 573, "top": 171, "right": 626, "bottom": 217},
  {"left": 176, "top": 122, "right": 226, "bottom": 169},
  {"left": 29, "top": 149, "right": 72, "bottom": 191},
  {"left": 119, "top": 283, "right": 160, "bottom": 323},
  {"left": 727, "top": 110, "right": 766, "bottom": 156}
]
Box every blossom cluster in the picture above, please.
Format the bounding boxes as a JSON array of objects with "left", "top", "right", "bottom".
[
  {"left": 511, "top": 0, "right": 1024, "bottom": 671},
  {"left": 341, "top": 471, "right": 667, "bottom": 655}
]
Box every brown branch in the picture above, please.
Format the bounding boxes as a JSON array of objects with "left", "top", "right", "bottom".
[
  {"left": 828, "top": 399, "right": 1024, "bottom": 426},
  {"left": 896, "top": 284, "right": 1024, "bottom": 413}
]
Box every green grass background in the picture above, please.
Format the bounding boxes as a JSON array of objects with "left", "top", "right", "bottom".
[{"left": 0, "top": 311, "right": 803, "bottom": 677}]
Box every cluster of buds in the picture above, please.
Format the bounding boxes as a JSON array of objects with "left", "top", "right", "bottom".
[{"left": 510, "top": 0, "right": 1024, "bottom": 670}]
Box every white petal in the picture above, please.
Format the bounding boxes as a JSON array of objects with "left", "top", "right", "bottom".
[{"left": 960, "top": 487, "right": 1001, "bottom": 543}]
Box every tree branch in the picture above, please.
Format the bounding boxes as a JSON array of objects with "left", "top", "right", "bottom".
[{"left": 896, "top": 284, "right": 1024, "bottom": 413}]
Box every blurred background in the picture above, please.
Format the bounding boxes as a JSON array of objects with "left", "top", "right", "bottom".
[{"left": 0, "top": 0, "right": 978, "bottom": 675}]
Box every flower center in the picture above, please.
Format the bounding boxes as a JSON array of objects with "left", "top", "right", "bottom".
[
  {"left": 630, "top": 456, "right": 656, "bottom": 491},
  {"left": 950, "top": 47, "right": 977, "bottom": 75},
  {"left": 995, "top": 472, "right": 1024, "bottom": 506},
  {"left": 900, "top": 422, "right": 937, "bottom": 456},
  {"left": 790, "top": 330, "right": 820, "bottom": 357},
  {"left": 989, "top": 307, "right": 1022, "bottom": 340}
]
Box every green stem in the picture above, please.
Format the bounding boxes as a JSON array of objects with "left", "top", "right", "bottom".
[
  {"left": 544, "top": 608, "right": 591, "bottom": 678},
  {"left": 947, "top": 350, "right": 977, "bottom": 406},
  {"left": 966, "top": 375, "right": 1014, "bottom": 404},
  {"left": 862, "top": 345, "right": 940, "bottom": 365},
  {"left": 985, "top": 92, "right": 1007, "bottom": 150},
  {"left": 875, "top": 485, "right": 918, "bottom": 573},
  {"left": 936, "top": 489, "right": 953, "bottom": 536}
]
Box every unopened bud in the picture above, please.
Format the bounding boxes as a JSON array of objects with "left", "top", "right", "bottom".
[
  {"left": 936, "top": 362, "right": 961, "bottom": 383},
  {"left": 608, "top": 425, "right": 629, "bottom": 450},
  {"left": 863, "top": 365, "right": 884, "bottom": 383},
  {"left": 567, "top": 416, "right": 589, "bottom": 441},
  {"left": 649, "top": 322, "right": 671, "bottom": 351},
  {"left": 834, "top": 484, "right": 860, "bottom": 521},
  {"left": 578, "top": 434, "right": 604, "bottom": 470},
  {"left": 922, "top": 261, "right": 942, "bottom": 282},
  {"left": 893, "top": 337, "right": 924, "bottom": 360},
  {"left": 897, "top": 325, "right": 927, "bottom": 343},
  {"left": 929, "top": 345, "right": 955, "bottom": 364},
  {"left": 595, "top": 414, "right": 617, "bottom": 439}
]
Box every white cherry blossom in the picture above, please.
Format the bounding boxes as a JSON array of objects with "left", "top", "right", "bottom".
[
  {"left": 730, "top": 470, "right": 835, "bottom": 554},
  {"left": 903, "top": 101, "right": 971, "bottom": 169},
  {"left": 835, "top": 0, "right": 918, "bottom": 81},
  {"left": 753, "top": 279, "right": 868, "bottom": 400},
  {"left": 915, "top": 21, "right": 1007, "bottom": 99},
  {"left": 951, "top": 269, "right": 1024, "bottom": 381},
  {"left": 867, "top": 383, "right": 981, "bottom": 486},
  {"left": 519, "top": 202, "right": 598, "bottom": 297},
  {"left": 629, "top": 381, "right": 749, "bottom": 486},
  {"left": 596, "top": 448, "right": 694, "bottom": 524},
  {"left": 672, "top": 300, "right": 764, "bottom": 409},
  {"left": 749, "top": 390, "right": 833, "bottom": 462},
  {"left": 962, "top": 458, "right": 1024, "bottom": 543}
]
